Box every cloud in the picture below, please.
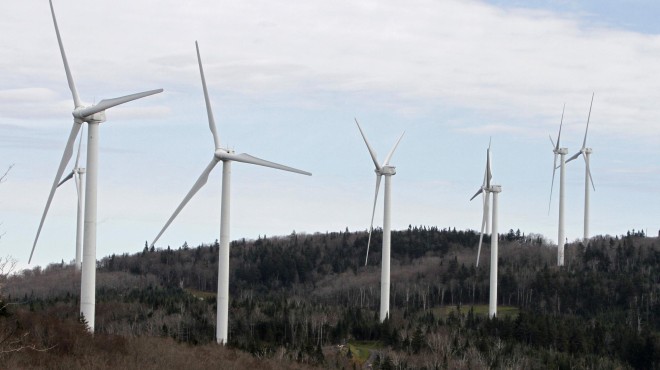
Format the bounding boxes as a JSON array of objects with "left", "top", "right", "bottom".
[
  {"left": 0, "top": 88, "right": 71, "bottom": 121},
  {"left": 4, "top": 0, "right": 660, "bottom": 141}
]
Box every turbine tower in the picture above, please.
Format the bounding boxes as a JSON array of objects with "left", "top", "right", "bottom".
[
  {"left": 488, "top": 185, "right": 501, "bottom": 318},
  {"left": 355, "top": 119, "right": 404, "bottom": 322},
  {"left": 566, "top": 93, "right": 595, "bottom": 244},
  {"left": 470, "top": 141, "right": 502, "bottom": 318},
  {"left": 150, "top": 42, "right": 311, "bottom": 345},
  {"left": 549, "top": 105, "right": 567, "bottom": 266},
  {"left": 31, "top": 0, "right": 163, "bottom": 332},
  {"left": 56, "top": 127, "right": 86, "bottom": 271}
]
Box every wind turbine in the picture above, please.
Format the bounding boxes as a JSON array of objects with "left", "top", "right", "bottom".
[
  {"left": 549, "top": 105, "right": 568, "bottom": 266},
  {"left": 566, "top": 93, "right": 595, "bottom": 244},
  {"left": 469, "top": 140, "right": 501, "bottom": 318},
  {"left": 31, "top": 0, "right": 163, "bottom": 332},
  {"left": 469, "top": 139, "right": 492, "bottom": 268},
  {"left": 56, "top": 127, "right": 86, "bottom": 271},
  {"left": 355, "top": 118, "right": 404, "bottom": 322},
  {"left": 150, "top": 42, "right": 311, "bottom": 345}
]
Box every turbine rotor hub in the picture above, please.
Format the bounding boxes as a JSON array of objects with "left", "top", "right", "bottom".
[
  {"left": 214, "top": 148, "right": 234, "bottom": 160},
  {"left": 377, "top": 166, "right": 396, "bottom": 176}
]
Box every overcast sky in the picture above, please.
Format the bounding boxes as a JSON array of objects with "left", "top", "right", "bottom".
[{"left": 1, "top": 0, "right": 659, "bottom": 271}]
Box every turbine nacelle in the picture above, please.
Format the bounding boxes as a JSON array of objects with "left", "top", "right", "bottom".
[
  {"left": 73, "top": 108, "right": 106, "bottom": 123},
  {"left": 376, "top": 166, "right": 396, "bottom": 176},
  {"left": 554, "top": 147, "right": 568, "bottom": 155},
  {"left": 489, "top": 185, "right": 502, "bottom": 193}
]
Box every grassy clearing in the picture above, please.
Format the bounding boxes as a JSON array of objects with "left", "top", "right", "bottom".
[
  {"left": 184, "top": 288, "right": 216, "bottom": 300},
  {"left": 431, "top": 304, "right": 519, "bottom": 318},
  {"left": 347, "top": 340, "right": 382, "bottom": 364}
]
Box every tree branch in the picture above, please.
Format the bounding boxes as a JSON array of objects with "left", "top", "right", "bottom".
[{"left": 0, "top": 164, "right": 13, "bottom": 184}]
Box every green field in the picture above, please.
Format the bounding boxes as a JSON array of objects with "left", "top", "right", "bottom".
[
  {"left": 432, "top": 304, "right": 519, "bottom": 318},
  {"left": 184, "top": 288, "right": 216, "bottom": 300},
  {"left": 347, "top": 340, "right": 382, "bottom": 365}
]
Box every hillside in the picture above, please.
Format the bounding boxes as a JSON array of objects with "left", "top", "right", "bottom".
[{"left": 2, "top": 227, "right": 659, "bottom": 369}]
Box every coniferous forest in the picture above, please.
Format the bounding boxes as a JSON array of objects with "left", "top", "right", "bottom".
[{"left": 1, "top": 227, "right": 659, "bottom": 369}]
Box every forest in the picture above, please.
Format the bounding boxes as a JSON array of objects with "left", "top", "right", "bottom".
[{"left": 1, "top": 226, "right": 659, "bottom": 369}]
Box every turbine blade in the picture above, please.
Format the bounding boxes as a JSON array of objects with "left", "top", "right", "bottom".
[
  {"left": 556, "top": 103, "right": 565, "bottom": 150},
  {"left": 548, "top": 153, "right": 558, "bottom": 215},
  {"left": 151, "top": 158, "right": 220, "bottom": 247},
  {"left": 196, "top": 41, "right": 221, "bottom": 149},
  {"left": 486, "top": 145, "right": 492, "bottom": 187},
  {"left": 365, "top": 175, "right": 382, "bottom": 266},
  {"left": 485, "top": 191, "right": 491, "bottom": 234},
  {"left": 549, "top": 135, "right": 555, "bottom": 149},
  {"left": 476, "top": 201, "right": 488, "bottom": 268},
  {"left": 74, "top": 89, "right": 163, "bottom": 118},
  {"left": 74, "top": 171, "right": 81, "bottom": 198},
  {"left": 480, "top": 162, "right": 488, "bottom": 188},
  {"left": 223, "top": 152, "right": 311, "bottom": 176},
  {"left": 354, "top": 118, "right": 381, "bottom": 170},
  {"left": 584, "top": 155, "right": 596, "bottom": 191},
  {"left": 74, "top": 125, "right": 84, "bottom": 168},
  {"left": 582, "top": 92, "right": 594, "bottom": 149},
  {"left": 49, "top": 0, "right": 81, "bottom": 108},
  {"left": 469, "top": 187, "right": 483, "bottom": 201},
  {"left": 57, "top": 171, "right": 74, "bottom": 187},
  {"left": 383, "top": 131, "right": 405, "bottom": 166},
  {"left": 30, "top": 121, "right": 82, "bottom": 263},
  {"left": 565, "top": 151, "right": 581, "bottom": 164}
]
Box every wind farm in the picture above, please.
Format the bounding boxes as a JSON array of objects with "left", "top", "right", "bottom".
[
  {"left": 29, "top": 0, "right": 163, "bottom": 331},
  {"left": 1, "top": 0, "right": 660, "bottom": 368},
  {"left": 549, "top": 106, "right": 568, "bottom": 266},
  {"left": 150, "top": 42, "right": 310, "bottom": 344},
  {"left": 470, "top": 140, "right": 502, "bottom": 318},
  {"left": 566, "top": 93, "right": 596, "bottom": 244},
  {"left": 355, "top": 118, "right": 404, "bottom": 322}
]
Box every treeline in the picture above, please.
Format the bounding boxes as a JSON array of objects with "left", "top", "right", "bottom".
[{"left": 99, "top": 226, "right": 485, "bottom": 290}]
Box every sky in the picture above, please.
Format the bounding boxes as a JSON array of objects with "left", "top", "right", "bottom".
[{"left": 1, "top": 0, "right": 659, "bottom": 271}]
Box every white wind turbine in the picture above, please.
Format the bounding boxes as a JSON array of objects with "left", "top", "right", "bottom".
[
  {"left": 469, "top": 139, "right": 492, "bottom": 268},
  {"left": 355, "top": 119, "right": 404, "bottom": 322},
  {"left": 469, "top": 140, "right": 501, "bottom": 318},
  {"left": 56, "top": 127, "right": 86, "bottom": 271},
  {"left": 30, "top": 0, "right": 163, "bottom": 332},
  {"left": 566, "top": 93, "right": 595, "bottom": 244},
  {"left": 150, "top": 42, "right": 311, "bottom": 345},
  {"left": 549, "top": 105, "right": 568, "bottom": 266}
]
